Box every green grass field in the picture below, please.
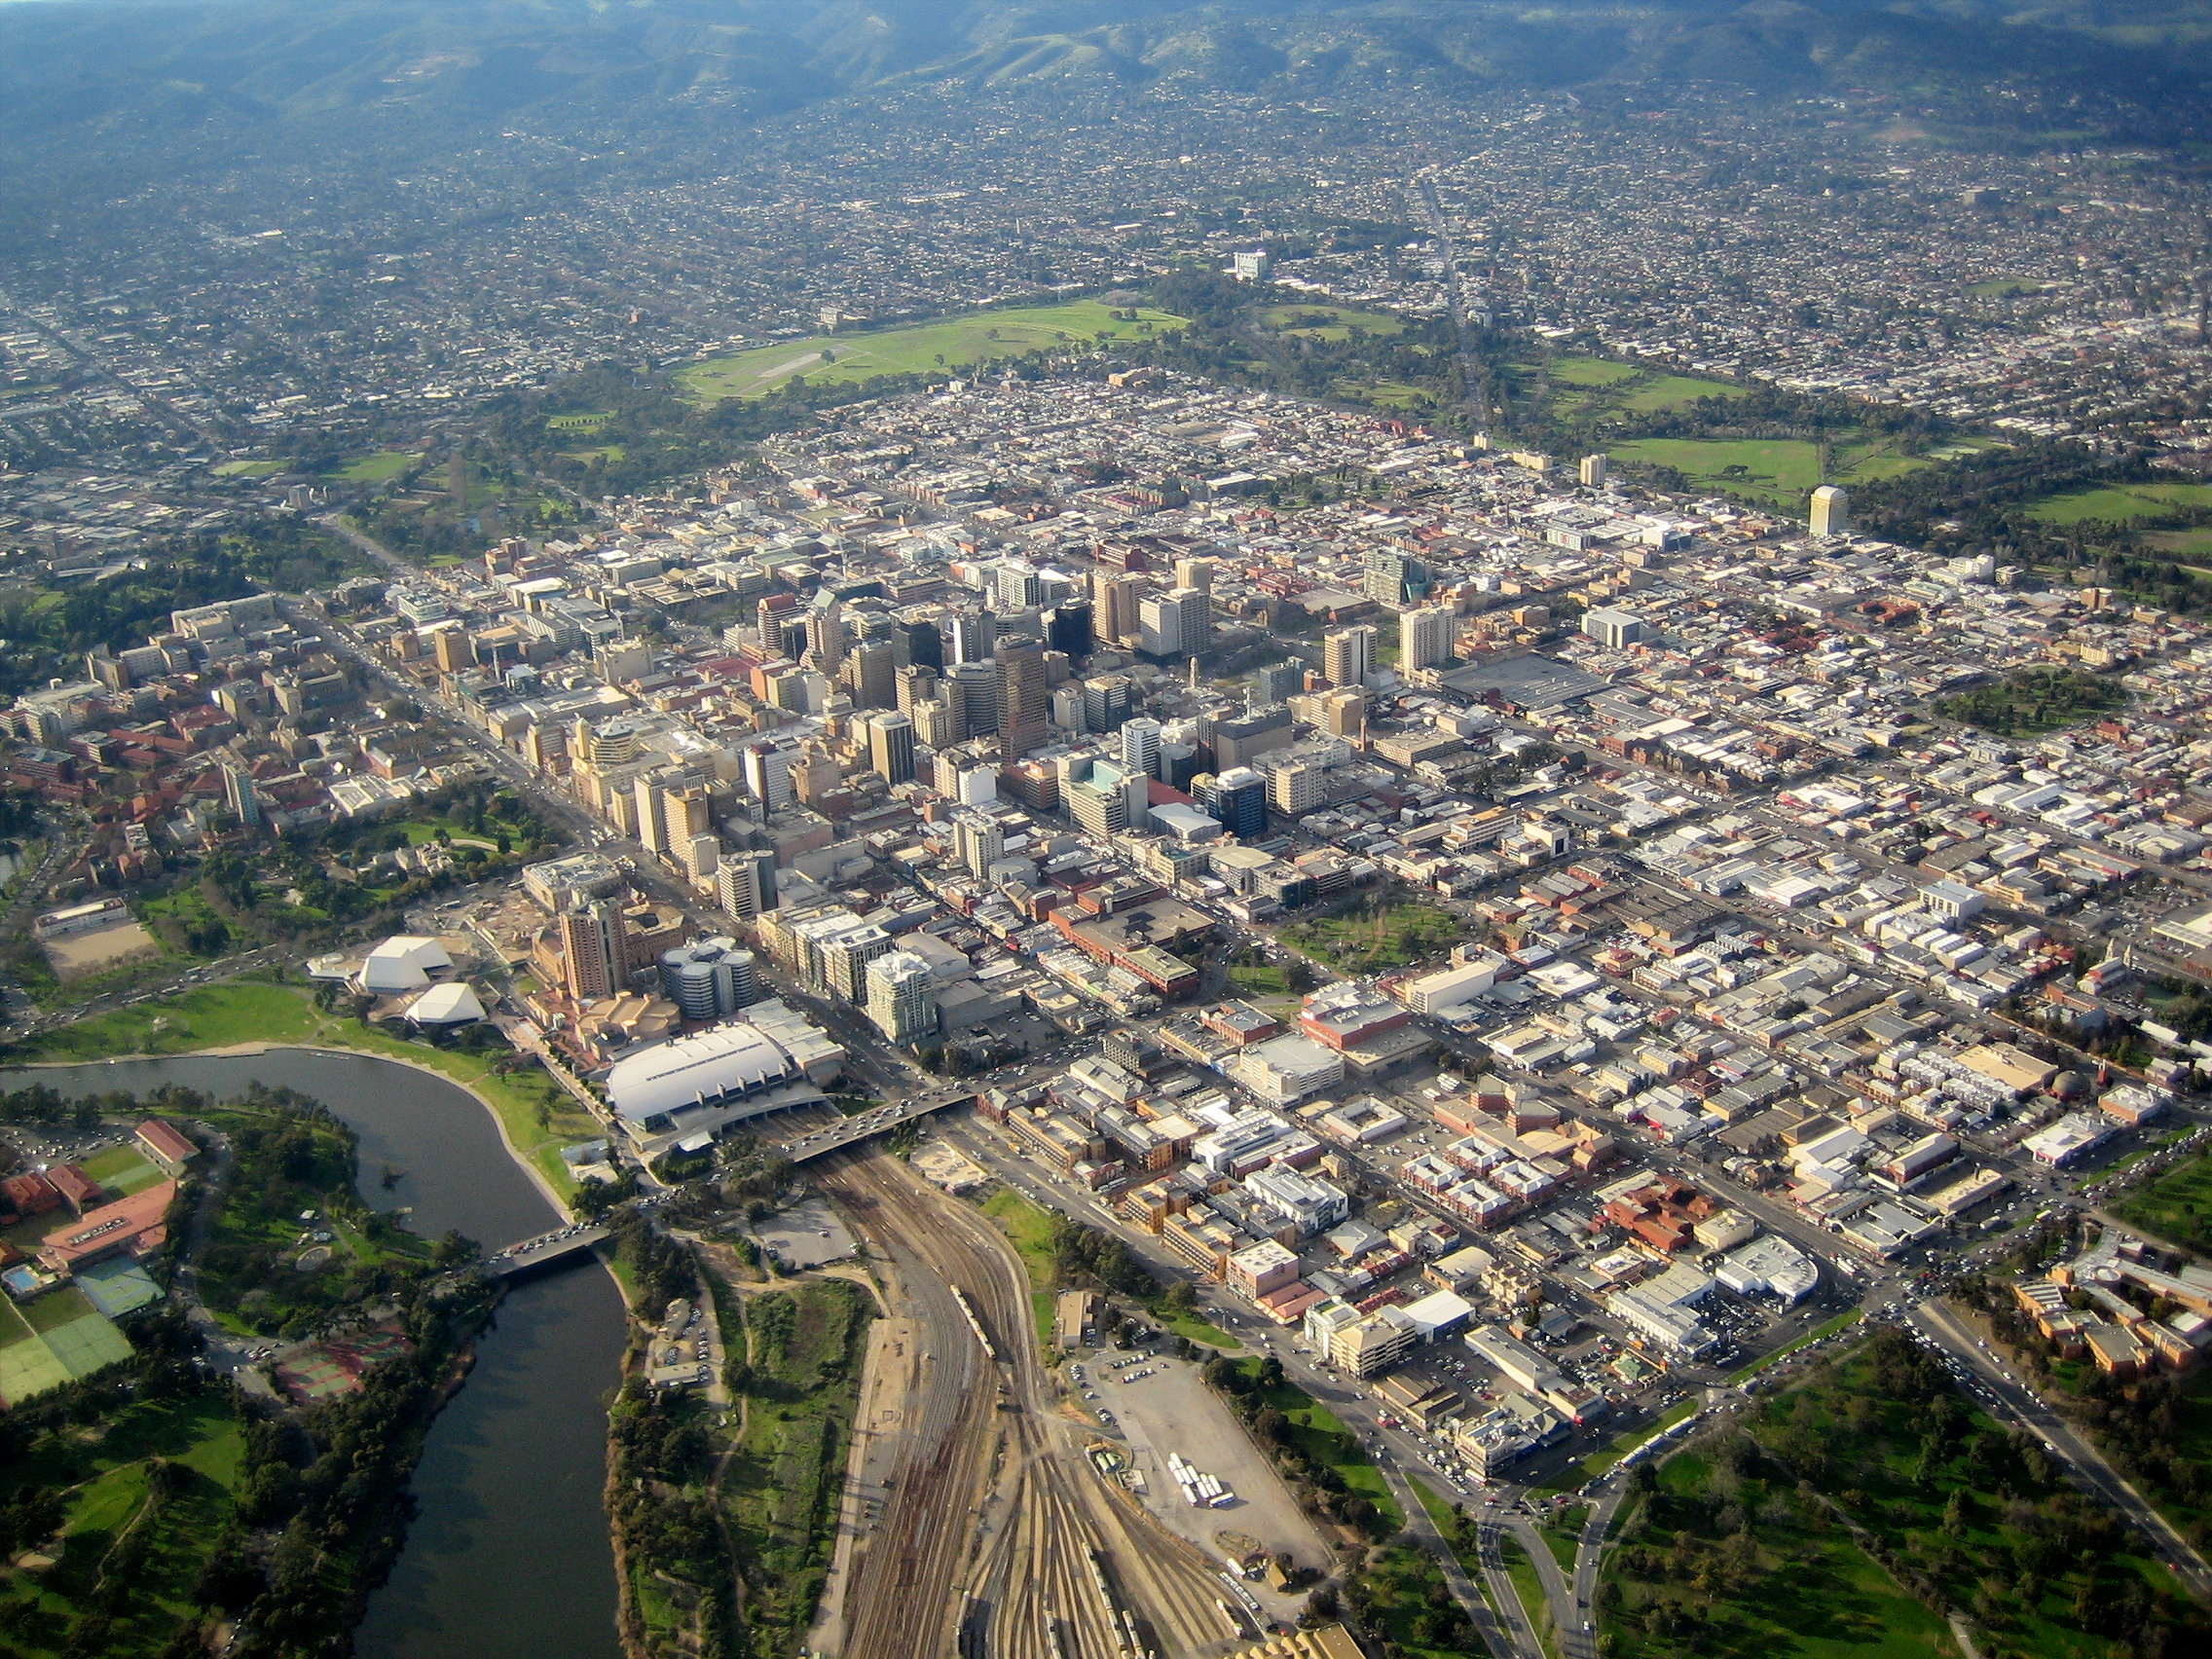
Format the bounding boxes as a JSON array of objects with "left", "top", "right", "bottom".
[
  {"left": 1227, "top": 958, "right": 1293, "bottom": 996},
  {"left": 1281, "top": 898, "right": 1461, "bottom": 974},
  {"left": 1260, "top": 304, "right": 1407, "bottom": 342},
  {"left": 1547, "top": 357, "right": 1641, "bottom": 387},
  {"left": 1619, "top": 372, "right": 1751, "bottom": 413},
  {"left": 1233, "top": 1356, "right": 1403, "bottom": 1532},
  {"left": 2025, "top": 482, "right": 2212, "bottom": 527},
  {"left": 0, "top": 1389, "right": 248, "bottom": 1657},
  {"left": 329, "top": 450, "right": 416, "bottom": 483},
  {"left": 1934, "top": 665, "right": 2126, "bottom": 738},
  {"left": 212, "top": 459, "right": 286, "bottom": 478},
  {"left": 678, "top": 301, "right": 1188, "bottom": 403},
  {"left": 1608, "top": 434, "right": 1931, "bottom": 505},
  {"left": 715, "top": 1279, "right": 873, "bottom": 1654},
  {"left": 1969, "top": 277, "right": 2046, "bottom": 298},
  {"left": 1637, "top": 1331, "right": 2194, "bottom": 1659},
  {"left": 984, "top": 1185, "right": 1059, "bottom": 1348},
  {"left": 2112, "top": 1149, "right": 2212, "bottom": 1253}
]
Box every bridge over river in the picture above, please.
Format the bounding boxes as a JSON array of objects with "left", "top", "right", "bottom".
[{"left": 485, "top": 1222, "right": 610, "bottom": 1277}]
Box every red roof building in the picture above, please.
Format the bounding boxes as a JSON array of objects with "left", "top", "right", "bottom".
[
  {"left": 0, "top": 1172, "right": 61, "bottom": 1222},
  {"left": 135, "top": 1120, "right": 198, "bottom": 1176},
  {"left": 46, "top": 1163, "right": 99, "bottom": 1213},
  {"left": 39, "top": 1181, "right": 176, "bottom": 1272}
]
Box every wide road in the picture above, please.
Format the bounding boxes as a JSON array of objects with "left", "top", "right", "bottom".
[{"left": 1909, "top": 1299, "right": 2212, "bottom": 1602}]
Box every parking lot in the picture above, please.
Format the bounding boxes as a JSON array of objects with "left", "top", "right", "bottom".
[{"left": 1065, "top": 1348, "right": 1327, "bottom": 1600}]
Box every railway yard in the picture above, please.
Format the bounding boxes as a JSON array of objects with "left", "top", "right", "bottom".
[{"left": 816, "top": 1152, "right": 1274, "bottom": 1659}]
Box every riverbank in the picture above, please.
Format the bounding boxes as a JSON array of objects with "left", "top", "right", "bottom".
[
  {"left": 8, "top": 979, "right": 602, "bottom": 1203},
  {"left": 6, "top": 1051, "right": 630, "bottom": 1659}
]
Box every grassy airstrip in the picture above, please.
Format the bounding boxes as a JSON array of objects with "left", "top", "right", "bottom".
[{"left": 678, "top": 300, "right": 1188, "bottom": 403}]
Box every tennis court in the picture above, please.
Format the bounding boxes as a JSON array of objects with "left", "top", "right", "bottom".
[
  {"left": 0, "top": 1300, "right": 69, "bottom": 1405},
  {"left": 77, "top": 1257, "right": 162, "bottom": 1318},
  {"left": 42, "top": 1311, "right": 133, "bottom": 1378}
]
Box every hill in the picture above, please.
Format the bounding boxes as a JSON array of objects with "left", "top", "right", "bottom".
[{"left": 2, "top": 0, "right": 2209, "bottom": 198}]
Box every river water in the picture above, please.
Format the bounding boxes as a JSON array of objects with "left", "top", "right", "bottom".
[{"left": 3, "top": 1051, "right": 626, "bottom": 1659}]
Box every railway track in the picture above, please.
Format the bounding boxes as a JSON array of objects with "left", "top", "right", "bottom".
[{"left": 819, "top": 1152, "right": 1253, "bottom": 1658}]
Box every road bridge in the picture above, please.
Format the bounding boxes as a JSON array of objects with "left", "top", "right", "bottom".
[
  {"left": 485, "top": 1222, "right": 610, "bottom": 1277},
  {"left": 779, "top": 1091, "right": 975, "bottom": 1164}
]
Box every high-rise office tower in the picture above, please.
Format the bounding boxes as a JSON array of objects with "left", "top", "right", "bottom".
[
  {"left": 1323, "top": 625, "right": 1376, "bottom": 689},
  {"left": 1082, "top": 675, "right": 1134, "bottom": 733},
  {"left": 716, "top": 851, "right": 776, "bottom": 923},
  {"left": 1173, "top": 556, "right": 1214, "bottom": 593},
  {"left": 1399, "top": 606, "right": 1456, "bottom": 672},
  {"left": 742, "top": 743, "right": 794, "bottom": 810},
  {"left": 1139, "top": 586, "right": 1209, "bottom": 658},
  {"left": 223, "top": 763, "right": 262, "bottom": 830},
  {"left": 1205, "top": 767, "right": 1269, "bottom": 838},
  {"left": 994, "top": 561, "right": 1043, "bottom": 608},
  {"left": 911, "top": 698, "right": 960, "bottom": 749},
  {"left": 1046, "top": 600, "right": 1093, "bottom": 658},
  {"left": 1252, "top": 662, "right": 1302, "bottom": 706},
  {"left": 1094, "top": 571, "right": 1146, "bottom": 647},
  {"left": 1362, "top": 548, "right": 1426, "bottom": 605},
  {"left": 952, "top": 659, "right": 1000, "bottom": 737},
  {"left": 803, "top": 601, "right": 846, "bottom": 676},
  {"left": 897, "top": 608, "right": 944, "bottom": 672},
  {"left": 1810, "top": 485, "right": 1851, "bottom": 537},
  {"left": 847, "top": 638, "right": 897, "bottom": 708},
  {"left": 756, "top": 594, "right": 799, "bottom": 655},
  {"left": 1121, "top": 718, "right": 1162, "bottom": 780},
  {"left": 866, "top": 711, "right": 917, "bottom": 784},
  {"left": 947, "top": 610, "right": 995, "bottom": 666},
  {"left": 1579, "top": 454, "right": 1609, "bottom": 489},
  {"left": 995, "top": 640, "right": 1049, "bottom": 758},
  {"left": 559, "top": 898, "right": 624, "bottom": 1002},
  {"left": 897, "top": 662, "right": 940, "bottom": 714}
]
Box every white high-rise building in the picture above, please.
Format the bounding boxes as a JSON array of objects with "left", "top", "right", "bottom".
[
  {"left": 1579, "top": 454, "right": 1609, "bottom": 489},
  {"left": 866, "top": 950, "right": 939, "bottom": 1046},
  {"left": 1138, "top": 587, "right": 1210, "bottom": 658},
  {"left": 1399, "top": 606, "right": 1456, "bottom": 672},
  {"left": 1810, "top": 485, "right": 1851, "bottom": 537},
  {"left": 1121, "top": 718, "right": 1163, "bottom": 779}
]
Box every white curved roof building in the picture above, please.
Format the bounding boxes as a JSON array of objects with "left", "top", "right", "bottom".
[
  {"left": 408, "top": 982, "right": 487, "bottom": 1026},
  {"left": 359, "top": 935, "right": 453, "bottom": 993},
  {"left": 606, "top": 1020, "right": 798, "bottom": 1126}
]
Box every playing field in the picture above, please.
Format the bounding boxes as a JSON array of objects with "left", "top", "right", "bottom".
[
  {"left": 1259, "top": 304, "right": 1407, "bottom": 342},
  {"left": 0, "top": 1297, "right": 131, "bottom": 1405},
  {"left": 2026, "top": 482, "right": 2212, "bottom": 527},
  {"left": 1609, "top": 433, "right": 1933, "bottom": 504},
  {"left": 677, "top": 300, "right": 1188, "bottom": 403}
]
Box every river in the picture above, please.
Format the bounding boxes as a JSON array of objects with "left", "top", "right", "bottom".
[{"left": 4, "top": 1050, "right": 626, "bottom": 1659}]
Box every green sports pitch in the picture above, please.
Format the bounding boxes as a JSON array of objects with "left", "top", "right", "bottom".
[
  {"left": 676, "top": 300, "right": 1188, "bottom": 403},
  {"left": 0, "top": 1299, "right": 133, "bottom": 1405}
]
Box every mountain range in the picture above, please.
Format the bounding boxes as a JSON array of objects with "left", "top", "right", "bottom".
[{"left": 2, "top": 1, "right": 2209, "bottom": 185}]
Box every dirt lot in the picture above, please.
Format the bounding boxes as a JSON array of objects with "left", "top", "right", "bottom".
[
  {"left": 1074, "top": 1349, "right": 1327, "bottom": 1608},
  {"left": 44, "top": 920, "right": 160, "bottom": 977},
  {"left": 755, "top": 1196, "right": 857, "bottom": 1269}
]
